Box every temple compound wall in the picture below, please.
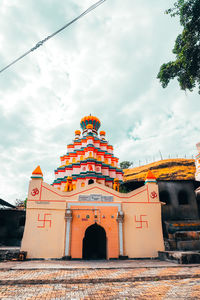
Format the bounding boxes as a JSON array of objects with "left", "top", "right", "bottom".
[{"left": 21, "top": 174, "right": 164, "bottom": 259}]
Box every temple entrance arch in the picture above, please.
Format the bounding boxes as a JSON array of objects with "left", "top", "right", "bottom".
[{"left": 82, "top": 223, "right": 107, "bottom": 260}]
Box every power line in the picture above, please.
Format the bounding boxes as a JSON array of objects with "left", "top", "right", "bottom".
[{"left": 0, "top": 0, "right": 106, "bottom": 74}]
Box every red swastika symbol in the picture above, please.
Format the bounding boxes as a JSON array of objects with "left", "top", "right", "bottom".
[
  {"left": 134, "top": 215, "right": 148, "bottom": 229},
  {"left": 31, "top": 188, "right": 39, "bottom": 196},
  {"left": 150, "top": 191, "right": 157, "bottom": 199},
  {"left": 37, "top": 213, "right": 52, "bottom": 228}
]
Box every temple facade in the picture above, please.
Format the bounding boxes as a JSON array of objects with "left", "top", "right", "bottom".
[{"left": 21, "top": 115, "right": 164, "bottom": 259}]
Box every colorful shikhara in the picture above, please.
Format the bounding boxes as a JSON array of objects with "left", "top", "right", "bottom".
[{"left": 52, "top": 115, "right": 123, "bottom": 191}]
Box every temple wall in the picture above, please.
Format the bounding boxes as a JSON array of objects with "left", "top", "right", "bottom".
[
  {"left": 122, "top": 183, "right": 164, "bottom": 257},
  {"left": 122, "top": 203, "right": 164, "bottom": 257},
  {"left": 21, "top": 207, "right": 66, "bottom": 258},
  {"left": 20, "top": 179, "right": 66, "bottom": 258},
  {"left": 21, "top": 179, "right": 164, "bottom": 259}
]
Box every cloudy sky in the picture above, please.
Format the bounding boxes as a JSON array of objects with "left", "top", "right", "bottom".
[{"left": 0, "top": 0, "right": 199, "bottom": 204}]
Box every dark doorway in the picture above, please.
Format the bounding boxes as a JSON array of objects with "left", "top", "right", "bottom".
[
  {"left": 82, "top": 223, "right": 106, "bottom": 260},
  {"left": 88, "top": 179, "right": 94, "bottom": 185}
]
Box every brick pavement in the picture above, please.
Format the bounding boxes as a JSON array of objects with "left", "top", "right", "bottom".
[
  {"left": 0, "top": 259, "right": 177, "bottom": 270},
  {"left": 0, "top": 260, "right": 199, "bottom": 299}
]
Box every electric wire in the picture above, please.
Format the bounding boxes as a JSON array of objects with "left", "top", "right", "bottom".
[{"left": 0, "top": 0, "right": 106, "bottom": 74}]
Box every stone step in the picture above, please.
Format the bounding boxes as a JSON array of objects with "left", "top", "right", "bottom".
[
  {"left": 173, "top": 231, "right": 200, "bottom": 241},
  {"left": 167, "top": 238, "right": 200, "bottom": 251},
  {"left": 0, "top": 247, "right": 20, "bottom": 261},
  {"left": 176, "top": 240, "right": 200, "bottom": 251},
  {"left": 158, "top": 250, "right": 200, "bottom": 264},
  {"left": 165, "top": 221, "right": 200, "bottom": 234}
]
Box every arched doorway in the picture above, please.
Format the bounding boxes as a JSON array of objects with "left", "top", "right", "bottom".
[{"left": 82, "top": 223, "right": 107, "bottom": 260}]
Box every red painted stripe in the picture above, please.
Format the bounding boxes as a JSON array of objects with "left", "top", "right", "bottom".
[
  {"left": 39, "top": 180, "right": 42, "bottom": 201},
  {"left": 122, "top": 201, "right": 160, "bottom": 204},
  {"left": 147, "top": 184, "right": 150, "bottom": 202},
  {"left": 28, "top": 199, "right": 66, "bottom": 203},
  {"left": 41, "top": 184, "right": 147, "bottom": 199}
]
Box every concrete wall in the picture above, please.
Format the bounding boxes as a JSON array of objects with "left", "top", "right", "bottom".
[
  {"left": 21, "top": 208, "right": 66, "bottom": 258},
  {"left": 21, "top": 178, "right": 66, "bottom": 258},
  {"left": 123, "top": 180, "right": 199, "bottom": 221},
  {"left": 122, "top": 181, "right": 164, "bottom": 258},
  {"left": 123, "top": 203, "right": 164, "bottom": 258},
  {"left": 158, "top": 181, "right": 199, "bottom": 221},
  {"left": 0, "top": 209, "right": 25, "bottom": 246}
]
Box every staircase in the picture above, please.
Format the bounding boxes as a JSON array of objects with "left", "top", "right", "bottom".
[{"left": 159, "top": 220, "right": 200, "bottom": 264}]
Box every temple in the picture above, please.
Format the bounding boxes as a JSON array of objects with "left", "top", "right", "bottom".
[{"left": 21, "top": 115, "right": 164, "bottom": 259}]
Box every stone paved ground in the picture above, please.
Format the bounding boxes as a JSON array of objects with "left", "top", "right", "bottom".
[{"left": 0, "top": 260, "right": 200, "bottom": 299}]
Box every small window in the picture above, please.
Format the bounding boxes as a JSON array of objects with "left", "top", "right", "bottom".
[
  {"left": 178, "top": 190, "right": 189, "bottom": 205},
  {"left": 88, "top": 179, "right": 94, "bottom": 185},
  {"left": 159, "top": 191, "right": 171, "bottom": 205}
]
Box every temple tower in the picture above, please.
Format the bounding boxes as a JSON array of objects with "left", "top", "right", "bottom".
[{"left": 52, "top": 115, "right": 123, "bottom": 191}]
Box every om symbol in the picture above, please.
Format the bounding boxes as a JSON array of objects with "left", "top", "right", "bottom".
[
  {"left": 31, "top": 188, "right": 39, "bottom": 196},
  {"left": 150, "top": 191, "right": 157, "bottom": 199}
]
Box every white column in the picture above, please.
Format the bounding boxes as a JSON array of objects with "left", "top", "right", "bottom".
[
  {"left": 65, "top": 209, "right": 72, "bottom": 257},
  {"left": 118, "top": 221, "right": 123, "bottom": 256},
  {"left": 117, "top": 210, "right": 124, "bottom": 257},
  {"left": 65, "top": 220, "right": 71, "bottom": 256}
]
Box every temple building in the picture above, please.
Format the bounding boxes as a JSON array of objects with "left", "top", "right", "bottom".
[{"left": 21, "top": 115, "right": 164, "bottom": 259}]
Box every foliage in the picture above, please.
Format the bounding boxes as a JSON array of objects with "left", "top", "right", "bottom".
[
  {"left": 24, "top": 198, "right": 27, "bottom": 209},
  {"left": 157, "top": 0, "right": 200, "bottom": 93},
  {"left": 120, "top": 161, "right": 133, "bottom": 169}
]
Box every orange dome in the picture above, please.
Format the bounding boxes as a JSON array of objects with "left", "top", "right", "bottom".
[
  {"left": 100, "top": 130, "right": 106, "bottom": 136},
  {"left": 80, "top": 115, "right": 101, "bottom": 131},
  {"left": 75, "top": 130, "right": 81, "bottom": 135}
]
